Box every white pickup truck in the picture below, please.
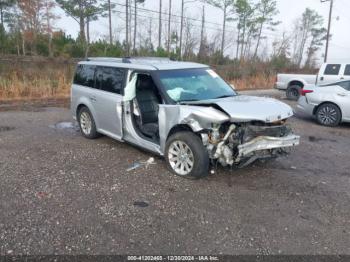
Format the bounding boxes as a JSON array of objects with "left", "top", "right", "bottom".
[{"left": 275, "top": 63, "right": 350, "bottom": 100}]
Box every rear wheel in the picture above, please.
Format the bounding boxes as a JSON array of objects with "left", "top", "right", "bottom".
[
  {"left": 315, "top": 103, "right": 341, "bottom": 127},
  {"left": 286, "top": 85, "right": 301, "bottom": 100},
  {"left": 78, "top": 107, "right": 99, "bottom": 139},
  {"left": 165, "top": 131, "right": 209, "bottom": 179}
]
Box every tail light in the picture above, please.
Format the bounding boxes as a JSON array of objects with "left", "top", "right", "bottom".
[{"left": 300, "top": 89, "right": 313, "bottom": 96}]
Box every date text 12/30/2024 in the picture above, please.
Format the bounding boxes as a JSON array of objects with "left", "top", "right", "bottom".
[{"left": 127, "top": 255, "right": 219, "bottom": 261}]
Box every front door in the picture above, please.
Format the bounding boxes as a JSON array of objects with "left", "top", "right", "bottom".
[
  {"left": 337, "top": 81, "right": 350, "bottom": 120},
  {"left": 92, "top": 66, "right": 125, "bottom": 140}
]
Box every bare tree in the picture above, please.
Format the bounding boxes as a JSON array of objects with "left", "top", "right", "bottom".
[
  {"left": 204, "top": 0, "right": 235, "bottom": 57},
  {"left": 133, "top": 0, "right": 145, "bottom": 53},
  {"left": 158, "top": 0, "right": 162, "bottom": 49},
  {"left": 182, "top": 18, "right": 198, "bottom": 60},
  {"left": 125, "top": 0, "right": 129, "bottom": 54},
  {"left": 42, "top": 0, "right": 59, "bottom": 57},
  {"left": 291, "top": 8, "right": 325, "bottom": 67},
  {"left": 108, "top": 0, "right": 112, "bottom": 44},
  {"left": 167, "top": 0, "right": 171, "bottom": 54},
  {"left": 253, "top": 0, "right": 280, "bottom": 58}
]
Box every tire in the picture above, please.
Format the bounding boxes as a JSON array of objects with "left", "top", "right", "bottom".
[
  {"left": 165, "top": 131, "right": 209, "bottom": 179},
  {"left": 78, "top": 107, "right": 99, "bottom": 139},
  {"left": 286, "top": 85, "right": 301, "bottom": 101},
  {"left": 315, "top": 103, "right": 341, "bottom": 127}
]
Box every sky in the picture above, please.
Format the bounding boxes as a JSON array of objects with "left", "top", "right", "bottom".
[{"left": 54, "top": 0, "right": 350, "bottom": 65}]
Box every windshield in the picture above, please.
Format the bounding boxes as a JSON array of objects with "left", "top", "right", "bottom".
[{"left": 158, "top": 68, "right": 237, "bottom": 102}]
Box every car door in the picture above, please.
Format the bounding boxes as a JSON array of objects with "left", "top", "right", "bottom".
[
  {"left": 337, "top": 81, "right": 350, "bottom": 120},
  {"left": 342, "top": 64, "right": 350, "bottom": 81},
  {"left": 92, "top": 66, "right": 126, "bottom": 140},
  {"left": 318, "top": 64, "right": 342, "bottom": 85}
]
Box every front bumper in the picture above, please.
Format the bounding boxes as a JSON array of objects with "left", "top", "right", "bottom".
[
  {"left": 237, "top": 134, "right": 300, "bottom": 158},
  {"left": 296, "top": 96, "right": 316, "bottom": 116}
]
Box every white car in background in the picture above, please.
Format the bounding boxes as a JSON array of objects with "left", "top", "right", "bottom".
[
  {"left": 297, "top": 81, "right": 350, "bottom": 126},
  {"left": 276, "top": 63, "right": 350, "bottom": 100}
]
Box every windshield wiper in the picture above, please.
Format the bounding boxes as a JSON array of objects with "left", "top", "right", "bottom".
[
  {"left": 178, "top": 99, "right": 201, "bottom": 104},
  {"left": 213, "top": 95, "right": 235, "bottom": 99}
]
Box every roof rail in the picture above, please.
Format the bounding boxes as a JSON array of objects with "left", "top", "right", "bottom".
[
  {"left": 86, "top": 57, "right": 124, "bottom": 63},
  {"left": 86, "top": 56, "right": 177, "bottom": 65},
  {"left": 122, "top": 57, "right": 175, "bottom": 63}
]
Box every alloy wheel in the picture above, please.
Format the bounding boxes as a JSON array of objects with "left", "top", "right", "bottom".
[
  {"left": 168, "top": 140, "right": 194, "bottom": 176},
  {"left": 80, "top": 111, "right": 92, "bottom": 135},
  {"left": 318, "top": 106, "right": 338, "bottom": 125}
]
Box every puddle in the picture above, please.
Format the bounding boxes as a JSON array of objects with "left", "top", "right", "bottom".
[
  {"left": 133, "top": 201, "right": 149, "bottom": 208},
  {"left": 0, "top": 126, "right": 15, "bottom": 132},
  {"left": 308, "top": 136, "right": 337, "bottom": 143},
  {"left": 50, "top": 122, "right": 79, "bottom": 132}
]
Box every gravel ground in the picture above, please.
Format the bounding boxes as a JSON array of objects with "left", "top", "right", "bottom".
[{"left": 0, "top": 89, "right": 349, "bottom": 255}]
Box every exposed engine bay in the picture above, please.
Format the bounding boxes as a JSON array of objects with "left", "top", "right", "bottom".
[
  {"left": 200, "top": 120, "right": 300, "bottom": 168},
  {"left": 158, "top": 95, "right": 300, "bottom": 169}
]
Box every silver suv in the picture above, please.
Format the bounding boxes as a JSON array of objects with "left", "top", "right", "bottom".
[{"left": 71, "top": 57, "right": 300, "bottom": 178}]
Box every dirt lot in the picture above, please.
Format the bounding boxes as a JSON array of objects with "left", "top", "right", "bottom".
[{"left": 0, "top": 90, "right": 349, "bottom": 255}]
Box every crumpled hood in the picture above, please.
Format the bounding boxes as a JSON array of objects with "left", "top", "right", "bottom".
[{"left": 185, "top": 95, "right": 294, "bottom": 123}]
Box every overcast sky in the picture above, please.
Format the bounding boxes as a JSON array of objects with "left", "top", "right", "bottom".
[{"left": 55, "top": 0, "right": 350, "bottom": 64}]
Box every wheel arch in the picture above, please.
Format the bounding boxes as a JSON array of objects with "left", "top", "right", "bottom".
[
  {"left": 76, "top": 103, "right": 99, "bottom": 129},
  {"left": 166, "top": 124, "right": 197, "bottom": 140},
  {"left": 288, "top": 80, "right": 304, "bottom": 88},
  {"left": 76, "top": 103, "right": 87, "bottom": 119}
]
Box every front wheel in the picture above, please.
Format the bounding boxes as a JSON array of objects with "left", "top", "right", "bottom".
[
  {"left": 165, "top": 131, "right": 209, "bottom": 179},
  {"left": 315, "top": 103, "right": 341, "bottom": 127}
]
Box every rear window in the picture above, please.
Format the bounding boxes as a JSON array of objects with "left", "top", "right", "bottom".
[
  {"left": 95, "top": 66, "right": 125, "bottom": 94},
  {"left": 324, "top": 64, "right": 341, "bottom": 75},
  {"left": 344, "top": 65, "right": 350, "bottom": 76},
  {"left": 73, "top": 64, "right": 95, "bottom": 87}
]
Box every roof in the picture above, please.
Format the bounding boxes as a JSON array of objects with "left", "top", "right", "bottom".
[{"left": 79, "top": 57, "right": 208, "bottom": 71}]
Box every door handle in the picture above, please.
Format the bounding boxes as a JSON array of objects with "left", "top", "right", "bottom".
[
  {"left": 340, "top": 77, "right": 344, "bottom": 80},
  {"left": 337, "top": 93, "right": 347, "bottom": 97},
  {"left": 320, "top": 76, "right": 324, "bottom": 81}
]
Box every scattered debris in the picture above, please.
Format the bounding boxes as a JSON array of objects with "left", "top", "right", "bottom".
[
  {"left": 49, "top": 121, "right": 79, "bottom": 132},
  {"left": 126, "top": 157, "right": 156, "bottom": 171},
  {"left": 133, "top": 201, "right": 149, "bottom": 208},
  {"left": 0, "top": 126, "right": 15, "bottom": 132},
  {"left": 126, "top": 162, "right": 142, "bottom": 171},
  {"left": 36, "top": 191, "right": 50, "bottom": 199},
  {"left": 308, "top": 136, "right": 337, "bottom": 143},
  {"left": 141, "top": 157, "right": 155, "bottom": 169}
]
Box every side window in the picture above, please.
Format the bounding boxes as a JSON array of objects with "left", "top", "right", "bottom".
[
  {"left": 73, "top": 64, "right": 95, "bottom": 88},
  {"left": 324, "top": 64, "right": 341, "bottom": 75},
  {"left": 95, "top": 66, "right": 125, "bottom": 94},
  {"left": 344, "top": 65, "right": 350, "bottom": 76},
  {"left": 339, "top": 81, "right": 350, "bottom": 91},
  {"left": 73, "top": 65, "right": 84, "bottom": 85}
]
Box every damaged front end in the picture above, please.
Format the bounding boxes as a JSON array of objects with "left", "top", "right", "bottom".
[{"left": 201, "top": 121, "right": 300, "bottom": 168}]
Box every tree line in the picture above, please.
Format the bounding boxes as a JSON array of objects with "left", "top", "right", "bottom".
[{"left": 0, "top": 0, "right": 327, "bottom": 69}]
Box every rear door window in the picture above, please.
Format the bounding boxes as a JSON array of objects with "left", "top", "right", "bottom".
[
  {"left": 95, "top": 66, "right": 125, "bottom": 94},
  {"left": 324, "top": 64, "right": 341, "bottom": 75},
  {"left": 338, "top": 81, "right": 350, "bottom": 91},
  {"left": 344, "top": 65, "right": 350, "bottom": 76},
  {"left": 73, "top": 64, "right": 95, "bottom": 88}
]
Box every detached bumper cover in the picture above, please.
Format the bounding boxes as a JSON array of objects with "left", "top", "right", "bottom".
[{"left": 238, "top": 134, "right": 300, "bottom": 158}]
